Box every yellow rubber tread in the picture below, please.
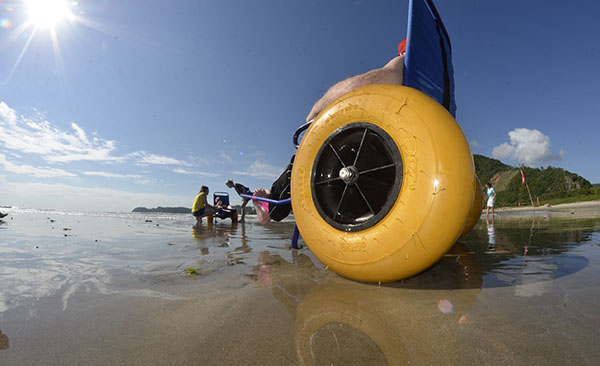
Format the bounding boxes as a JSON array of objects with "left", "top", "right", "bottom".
[
  {"left": 291, "top": 84, "right": 476, "bottom": 283},
  {"left": 460, "top": 176, "right": 483, "bottom": 238}
]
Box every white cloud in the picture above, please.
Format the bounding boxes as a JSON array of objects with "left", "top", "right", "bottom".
[
  {"left": 0, "top": 180, "right": 191, "bottom": 212},
  {"left": 172, "top": 168, "right": 219, "bottom": 177},
  {"left": 0, "top": 101, "right": 194, "bottom": 180},
  {"left": 71, "top": 122, "right": 89, "bottom": 144},
  {"left": 82, "top": 171, "right": 154, "bottom": 184},
  {"left": 82, "top": 171, "right": 139, "bottom": 179},
  {"left": 492, "top": 128, "right": 565, "bottom": 167},
  {"left": 232, "top": 160, "right": 282, "bottom": 180},
  {"left": 470, "top": 140, "right": 480, "bottom": 148},
  {"left": 129, "top": 151, "right": 191, "bottom": 166},
  {"left": 218, "top": 152, "right": 235, "bottom": 164},
  {"left": 0, "top": 102, "right": 124, "bottom": 163},
  {"left": 491, "top": 142, "right": 515, "bottom": 159},
  {"left": 0, "top": 153, "right": 77, "bottom": 178}
]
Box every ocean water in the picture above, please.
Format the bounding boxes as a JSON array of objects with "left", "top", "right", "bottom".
[{"left": 0, "top": 208, "right": 599, "bottom": 365}]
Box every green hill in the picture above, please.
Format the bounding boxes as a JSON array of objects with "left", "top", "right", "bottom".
[
  {"left": 473, "top": 154, "right": 512, "bottom": 185},
  {"left": 473, "top": 154, "right": 599, "bottom": 207}
]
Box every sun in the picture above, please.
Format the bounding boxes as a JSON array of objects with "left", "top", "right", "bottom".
[
  {"left": 26, "top": 0, "right": 74, "bottom": 30},
  {"left": 3, "top": 0, "right": 113, "bottom": 85}
]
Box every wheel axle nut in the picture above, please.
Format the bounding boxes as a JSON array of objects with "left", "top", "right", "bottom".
[{"left": 339, "top": 166, "right": 359, "bottom": 184}]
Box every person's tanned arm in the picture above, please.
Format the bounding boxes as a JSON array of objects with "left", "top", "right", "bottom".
[{"left": 306, "top": 55, "right": 405, "bottom": 122}]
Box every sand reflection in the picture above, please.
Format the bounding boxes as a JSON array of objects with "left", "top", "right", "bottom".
[
  {"left": 254, "top": 244, "right": 482, "bottom": 365},
  {"left": 0, "top": 328, "right": 8, "bottom": 350},
  {"left": 253, "top": 214, "right": 599, "bottom": 365}
]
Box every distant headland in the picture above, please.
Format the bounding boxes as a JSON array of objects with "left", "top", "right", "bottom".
[{"left": 132, "top": 207, "right": 190, "bottom": 214}]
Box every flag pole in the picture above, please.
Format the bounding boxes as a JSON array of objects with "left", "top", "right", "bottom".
[{"left": 521, "top": 166, "right": 535, "bottom": 208}]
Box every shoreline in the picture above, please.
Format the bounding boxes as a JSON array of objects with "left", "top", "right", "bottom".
[{"left": 484, "top": 200, "right": 600, "bottom": 217}]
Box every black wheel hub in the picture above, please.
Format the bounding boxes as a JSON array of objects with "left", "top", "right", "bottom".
[{"left": 311, "top": 122, "right": 403, "bottom": 232}]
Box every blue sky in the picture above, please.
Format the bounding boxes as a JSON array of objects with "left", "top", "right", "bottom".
[{"left": 1, "top": 0, "right": 599, "bottom": 212}]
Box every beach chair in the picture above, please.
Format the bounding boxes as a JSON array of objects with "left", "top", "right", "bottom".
[{"left": 213, "top": 192, "right": 238, "bottom": 222}]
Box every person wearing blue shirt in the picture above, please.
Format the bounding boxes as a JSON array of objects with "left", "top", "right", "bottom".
[{"left": 485, "top": 182, "right": 496, "bottom": 219}]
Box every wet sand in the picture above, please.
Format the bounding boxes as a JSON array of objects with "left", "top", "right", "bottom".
[
  {"left": 1, "top": 208, "right": 600, "bottom": 365},
  {"left": 488, "top": 200, "right": 600, "bottom": 218}
]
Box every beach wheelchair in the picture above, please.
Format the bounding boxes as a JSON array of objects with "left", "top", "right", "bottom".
[{"left": 247, "top": 0, "right": 483, "bottom": 283}]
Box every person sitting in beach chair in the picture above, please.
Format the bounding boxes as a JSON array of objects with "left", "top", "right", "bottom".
[
  {"left": 191, "top": 186, "right": 218, "bottom": 223},
  {"left": 213, "top": 193, "right": 238, "bottom": 223}
]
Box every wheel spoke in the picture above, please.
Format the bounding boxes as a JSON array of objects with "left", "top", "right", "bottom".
[
  {"left": 355, "top": 183, "right": 375, "bottom": 216},
  {"left": 358, "top": 175, "right": 392, "bottom": 195},
  {"left": 329, "top": 143, "right": 346, "bottom": 168},
  {"left": 358, "top": 163, "right": 397, "bottom": 175},
  {"left": 333, "top": 184, "right": 348, "bottom": 221},
  {"left": 312, "top": 123, "right": 402, "bottom": 231},
  {"left": 352, "top": 128, "right": 368, "bottom": 166},
  {"left": 315, "top": 176, "right": 342, "bottom": 185}
]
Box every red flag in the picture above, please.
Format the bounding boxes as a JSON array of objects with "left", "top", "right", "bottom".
[
  {"left": 398, "top": 38, "right": 407, "bottom": 56},
  {"left": 521, "top": 170, "right": 525, "bottom": 185}
]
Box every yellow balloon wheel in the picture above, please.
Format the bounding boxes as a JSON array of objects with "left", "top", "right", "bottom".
[
  {"left": 460, "top": 176, "right": 483, "bottom": 237},
  {"left": 291, "top": 84, "right": 476, "bottom": 283}
]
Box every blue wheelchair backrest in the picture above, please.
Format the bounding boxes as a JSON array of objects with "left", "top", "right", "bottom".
[
  {"left": 213, "top": 192, "right": 230, "bottom": 206},
  {"left": 403, "top": 0, "right": 456, "bottom": 117}
]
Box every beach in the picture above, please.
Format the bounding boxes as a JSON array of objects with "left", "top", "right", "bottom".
[
  {"left": 491, "top": 200, "right": 600, "bottom": 217},
  {"left": 1, "top": 206, "right": 600, "bottom": 365}
]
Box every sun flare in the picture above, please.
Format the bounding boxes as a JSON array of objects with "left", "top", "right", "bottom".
[
  {"left": 26, "top": 0, "right": 74, "bottom": 30},
  {"left": 3, "top": 0, "right": 114, "bottom": 85}
]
